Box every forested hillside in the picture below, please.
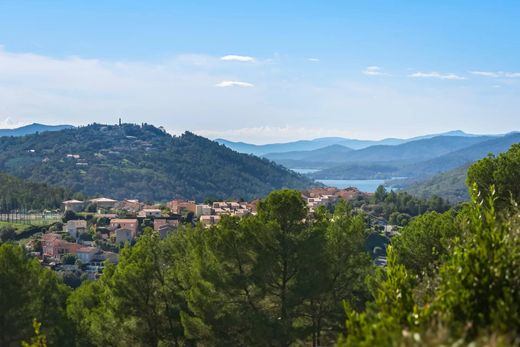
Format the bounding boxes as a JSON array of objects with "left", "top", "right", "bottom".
[
  {"left": 0, "top": 123, "right": 314, "bottom": 201},
  {"left": 2, "top": 143, "right": 520, "bottom": 346},
  {"left": 0, "top": 173, "right": 76, "bottom": 211},
  {"left": 404, "top": 164, "right": 470, "bottom": 203}
]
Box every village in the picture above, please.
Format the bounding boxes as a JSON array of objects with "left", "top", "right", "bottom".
[{"left": 26, "top": 187, "right": 364, "bottom": 280}]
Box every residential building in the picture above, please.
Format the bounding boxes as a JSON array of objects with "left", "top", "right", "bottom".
[
  {"left": 89, "top": 197, "right": 118, "bottom": 210},
  {"left": 200, "top": 215, "right": 221, "bottom": 226},
  {"left": 77, "top": 247, "right": 99, "bottom": 264},
  {"left": 41, "top": 233, "right": 81, "bottom": 259},
  {"left": 64, "top": 220, "right": 87, "bottom": 239},
  {"left": 167, "top": 200, "right": 196, "bottom": 214},
  {"left": 140, "top": 209, "right": 162, "bottom": 218},
  {"left": 153, "top": 218, "right": 179, "bottom": 231},
  {"left": 110, "top": 218, "right": 139, "bottom": 244},
  {"left": 195, "top": 204, "right": 212, "bottom": 217},
  {"left": 62, "top": 199, "right": 84, "bottom": 212},
  {"left": 115, "top": 229, "right": 133, "bottom": 245}
]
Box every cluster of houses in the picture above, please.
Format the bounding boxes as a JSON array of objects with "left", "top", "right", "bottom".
[
  {"left": 302, "top": 187, "right": 362, "bottom": 212},
  {"left": 39, "top": 188, "right": 363, "bottom": 277},
  {"left": 194, "top": 201, "right": 257, "bottom": 226}
]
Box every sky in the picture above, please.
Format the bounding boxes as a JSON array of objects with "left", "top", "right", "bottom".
[{"left": 0, "top": 0, "right": 519, "bottom": 143}]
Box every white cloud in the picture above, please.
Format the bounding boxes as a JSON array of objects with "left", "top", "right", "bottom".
[
  {"left": 362, "top": 66, "right": 387, "bottom": 76},
  {"left": 0, "top": 47, "right": 518, "bottom": 142},
  {"left": 220, "top": 55, "right": 255, "bottom": 62},
  {"left": 410, "top": 71, "right": 466, "bottom": 80},
  {"left": 307, "top": 58, "right": 320, "bottom": 62},
  {"left": 215, "top": 80, "right": 254, "bottom": 88},
  {"left": 470, "top": 71, "right": 500, "bottom": 78},
  {"left": 470, "top": 71, "right": 520, "bottom": 78}
]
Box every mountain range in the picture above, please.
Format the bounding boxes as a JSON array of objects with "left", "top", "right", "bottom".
[
  {"left": 216, "top": 130, "right": 486, "bottom": 155},
  {"left": 307, "top": 133, "right": 520, "bottom": 180},
  {"left": 0, "top": 123, "right": 74, "bottom": 137},
  {"left": 0, "top": 123, "right": 313, "bottom": 201}
]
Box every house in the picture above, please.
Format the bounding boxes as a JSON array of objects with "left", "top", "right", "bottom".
[
  {"left": 114, "top": 199, "right": 142, "bottom": 213},
  {"left": 89, "top": 197, "right": 118, "bottom": 210},
  {"left": 62, "top": 200, "right": 85, "bottom": 212},
  {"left": 153, "top": 218, "right": 179, "bottom": 231},
  {"left": 199, "top": 215, "right": 221, "bottom": 226},
  {"left": 140, "top": 209, "right": 162, "bottom": 218},
  {"left": 167, "top": 200, "right": 196, "bottom": 214},
  {"left": 76, "top": 247, "right": 99, "bottom": 264},
  {"left": 195, "top": 204, "right": 212, "bottom": 217},
  {"left": 110, "top": 219, "right": 139, "bottom": 235},
  {"left": 41, "top": 233, "right": 81, "bottom": 259},
  {"left": 64, "top": 220, "right": 87, "bottom": 239},
  {"left": 111, "top": 218, "right": 139, "bottom": 244},
  {"left": 115, "top": 229, "right": 133, "bottom": 245}
]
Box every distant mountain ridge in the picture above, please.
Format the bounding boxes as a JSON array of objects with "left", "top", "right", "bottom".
[
  {"left": 309, "top": 132, "right": 520, "bottom": 181},
  {"left": 265, "top": 135, "right": 493, "bottom": 167},
  {"left": 0, "top": 123, "right": 74, "bottom": 137},
  {"left": 216, "top": 130, "right": 493, "bottom": 155}
]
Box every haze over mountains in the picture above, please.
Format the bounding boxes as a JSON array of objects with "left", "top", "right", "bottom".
[
  {"left": 0, "top": 123, "right": 73, "bottom": 137},
  {"left": 216, "top": 130, "right": 487, "bottom": 155}
]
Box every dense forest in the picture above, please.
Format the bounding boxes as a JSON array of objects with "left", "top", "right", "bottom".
[
  {"left": 0, "top": 173, "right": 78, "bottom": 212},
  {"left": 0, "top": 123, "right": 314, "bottom": 201},
  {"left": 1, "top": 143, "right": 520, "bottom": 346}
]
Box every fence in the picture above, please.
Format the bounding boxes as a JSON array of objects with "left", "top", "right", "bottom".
[{"left": 0, "top": 211, "right": 62, "bottom": 226}]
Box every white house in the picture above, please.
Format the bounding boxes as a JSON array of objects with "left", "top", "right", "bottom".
[{"left": 62, "top": 200, "right": 85, "bottom": 212}]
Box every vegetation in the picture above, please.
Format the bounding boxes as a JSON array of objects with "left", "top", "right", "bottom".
[
  {"left": 67, "top": 190, "right": 372, "bottom": 346},
  {"left": 0, "top": 243, "right": 72, "bottom": 346},
  {"left": 2, "top": 143, "right": 520, "bottom": 346},
  {"left": 338, "top": 143, "right": 520, "bottom": 346},
  {"left": 0, "top": 172, "right": 77, "bottom": 211},
  {"left": 403, "top": 164, "right": 470, "bottom": 203},
  {"left": 0, "top": 123, "right": 314, "bottom": 202}
]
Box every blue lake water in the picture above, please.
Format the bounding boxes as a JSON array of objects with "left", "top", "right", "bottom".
[
  {"left": 292, "top": 168, "right": 320, "bottom": 174},
  {"left": 292, "top": 168, "right": 389, "bottom": 192}
]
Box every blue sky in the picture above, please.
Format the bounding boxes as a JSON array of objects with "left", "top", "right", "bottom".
[{"left": 0, "top": 1, "right": 519, "bottom": 143}]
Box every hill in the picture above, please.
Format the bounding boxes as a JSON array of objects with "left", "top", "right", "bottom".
[
  {"left": 403, "top": 132, "right": 520, "bottom": 177},
  {"left": 264, "top": 144, "right": 354, "bottom": 164},
  {"left": 326, "top": 135, "right": 491, "bottom": 163},
  {"left": 309, "top": 133, "right": 520, "bottom": 180},
  {"left": 0, "top": 123, "right": 314, "bottom": 201},
  {"left": 0, "top": 123, "right": 74, "bottom": 137},
  {"left": 0, "top": 172, "right": 76, "bottom": 211},
  {"left": 403, "top": 164, "right": 470, "bottom": 203}
]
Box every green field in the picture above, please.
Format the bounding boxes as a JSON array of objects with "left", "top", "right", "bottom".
[{"left": 0, "top": 221, "right": 32, "bottom": 233}]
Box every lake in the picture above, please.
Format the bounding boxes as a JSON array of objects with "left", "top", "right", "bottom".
[
  {"left": 316, "top": 179, "right": 386, "bottom": 192},
  {"left": 291, "top": 168, "right": 389, "bottom": 192}
]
